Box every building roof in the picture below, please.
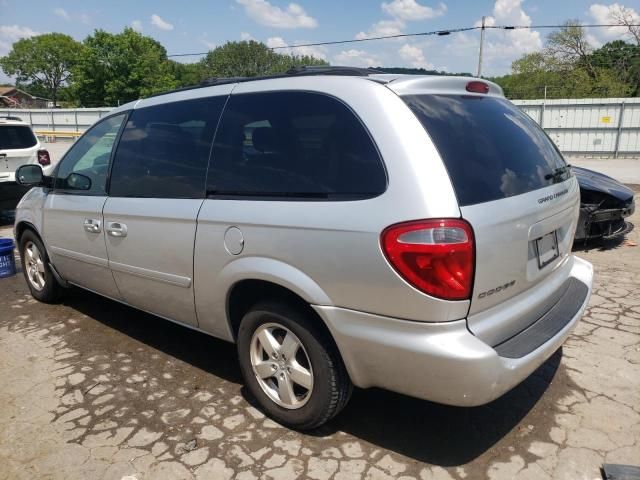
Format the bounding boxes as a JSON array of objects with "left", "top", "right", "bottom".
[{"left": 0, "top": 86, "right": 18, "bottom": 96}]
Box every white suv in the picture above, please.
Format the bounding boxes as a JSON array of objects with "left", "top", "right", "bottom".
[{"left": 0, "top": 116, "right": 50, "bottom": 211}]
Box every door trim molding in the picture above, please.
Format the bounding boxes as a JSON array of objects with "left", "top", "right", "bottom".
[
  {"left": 50, "top": 246, "right": 109, "bottom": 268},
  {"left": 109, "top": 260, "right": 192, "bottom": 288}
]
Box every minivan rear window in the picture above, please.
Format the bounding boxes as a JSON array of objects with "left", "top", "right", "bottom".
[
  {"left": 402, "top": 95, "right": 570, "bottom": 206},
  {"left": 0, "top": 125, "right": 37, "bottom": 150}
]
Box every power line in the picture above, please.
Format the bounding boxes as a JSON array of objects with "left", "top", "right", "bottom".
[{"left": 166, "top": 23, "right": 640, "bottom": 58}]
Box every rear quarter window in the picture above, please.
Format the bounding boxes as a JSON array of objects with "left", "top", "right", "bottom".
[
  {"left": 207, "top": 91, "right": 386, "bottom": 199},
  {"left": 0, "top": 125, "right": 37, "bottom": 149},
  {"left": 403, "top": 94, "right": 570, "bottom": 206}
]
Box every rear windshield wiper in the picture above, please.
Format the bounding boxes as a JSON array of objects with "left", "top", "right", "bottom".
[{"left": 545, "top": 164, "right": 571, "bottom": 180}]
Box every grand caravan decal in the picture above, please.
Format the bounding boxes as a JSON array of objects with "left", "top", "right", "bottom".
[{"left": 538, "top": 188, "right": 569, "bottom": 204}]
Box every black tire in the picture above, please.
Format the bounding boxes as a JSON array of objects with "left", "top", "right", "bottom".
[
  {"left": 237, "top": 300, "right": 352, "bottom": 430},
  {"left": 19, "top": 229, "right": 62, "bottom": 303}
]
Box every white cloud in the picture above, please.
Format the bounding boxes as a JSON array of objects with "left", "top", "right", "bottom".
[
  {"left": 53, "top": 8, "right": 90, "bottom": 24},
  {"left": 355, "top": 19, "right": 405, "bottom": 40},
  {"left": 150, "top": 14, "right": 174, "bottom": 31},
  {"left": 356, "top": 0, "right": 445, "bottom": 43},
  {"left": 474, "top": 0, "right": 542, "bottom": 73},
  {"left": 398, "top": 43, "right": 434, "bottom": 68},
  {"left": 588, "top": 3, "right": 639, "bottom": 41},
  {"left": 266, "top": 36, "right": 288, "bottom": 48},
  {"left": 333, "top": 49, "right": 380, "bottom": 67},
  {"left": 236, "top": 0, "right": 317, "bottom": 29},
  {"left": 131, "top": 20, "right": 143, "bottom": 32},
  {"left": 54, "top": 8, "right": 70, "bottom": 20},
  {"left": 201, "top": 39, "right": 217, "bottom": 50},
  {"left": 0, "top": 25, "right": 40, "bottom": 41},
  {"left": 266, "top": 36, "right": 328, "bottom": 60},
  {"left": 0, "top": 24, "right": 40, "bottom": 56},
  {"left": 382, "top": 0, "right": 447, "bottom": 21},
  {"left": 240, "top": 32, "right": 255, "bottom": 41}
]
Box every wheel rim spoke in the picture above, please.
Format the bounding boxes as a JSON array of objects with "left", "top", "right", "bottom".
[
  {"left": 257, "top": 329, "right": 280, "bottom": 357},
  {"left": 254, "top": 361, "right": 274, "bottom": 379},
  {"left": 277, "top": 375, "right": 297, "bottom": 405},
  {"left": 289, "top": 361, "right": 313, "bottom": 390},
  {"left": 280, "top": 332, "right": 299, "bottom": 361}
]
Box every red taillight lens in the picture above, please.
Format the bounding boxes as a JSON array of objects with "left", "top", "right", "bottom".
[
  {"left": 466, "top": 81, "right": 490, "bottom": 94},
  {"left": 381, "top": 219, "right": 475, "bottom": 300},
  {"left": 37, "top": 149, "right": 51, "bottom": 166}
]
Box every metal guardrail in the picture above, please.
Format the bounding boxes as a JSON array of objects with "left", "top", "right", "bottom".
[
  {"left": 512, "top": 98, "right": 640, "bottom": 158},
  {"left": 0, "top": 107, "right": 112, "bottom": 141}
]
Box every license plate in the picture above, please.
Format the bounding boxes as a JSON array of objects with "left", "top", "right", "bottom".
[{"left": 536, "top": 231, "right": 559, "bottom": 269}]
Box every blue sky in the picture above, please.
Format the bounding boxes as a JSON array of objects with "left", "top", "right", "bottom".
[{"left": 1, "top": 0, "right": 638, "bottom": 81}]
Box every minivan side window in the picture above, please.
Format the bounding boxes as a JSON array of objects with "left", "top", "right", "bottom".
[
  {"left": 207, "top": 92, "right": 386, "bottom": 199},
  {"left": 109, "top": 96, "right": 226, "bottom": 199},
  {"left": 55, "top": 113, "right": 126, "bottom": 194}
]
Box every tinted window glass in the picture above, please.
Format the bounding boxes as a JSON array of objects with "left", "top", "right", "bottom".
[
  {"left": 207, "top": 92, "right": 386, "bottom": 199},
  {"left": 55, "top": 114, "right": 126, "bottom": 194},
  {"left": 110, "top": 96, "right": 226, "bottom": 198},
  {"left": 0, "top": 125, "right": 37, "bottom": 149},
  {"left": 403, "top": 95, "right": 569, "bottom": 206}
]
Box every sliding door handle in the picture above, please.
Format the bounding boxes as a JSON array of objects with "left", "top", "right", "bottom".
[{"left": 106, "top": 222, "right": 128, "bottom": 238}]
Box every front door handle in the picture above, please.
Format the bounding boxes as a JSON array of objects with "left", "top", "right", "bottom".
[
  {"left": 83, "top": 218, "right": 101, "bottom": 233},
  {"left": 106, "top": 222, "right": 128, "bottom": 237}
]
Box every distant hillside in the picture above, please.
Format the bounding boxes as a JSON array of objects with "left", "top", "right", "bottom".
[{"left": 375, "top": 67, "right": 473, "bottom": 76}]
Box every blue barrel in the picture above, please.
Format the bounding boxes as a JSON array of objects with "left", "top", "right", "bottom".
[{"left": 0, "top": 238, "right": 16, "bottom": 278}]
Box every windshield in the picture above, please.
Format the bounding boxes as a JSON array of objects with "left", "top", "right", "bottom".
[
  {"left": 402, "top": 94, "right": 570, "bottom": 206},
  {"left": 0, "top": 125, "right": 38, "bottom": 150}
]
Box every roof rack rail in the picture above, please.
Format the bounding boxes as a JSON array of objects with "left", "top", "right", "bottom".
[
  {"left": 147, "top": 65, "right": 388, "bottom": 99},
  {"left": 285, "top": 65, "right": 386, "bottom": 76},
  {"left": 0, "top": 115, "right": 23, "bottom": 122}
]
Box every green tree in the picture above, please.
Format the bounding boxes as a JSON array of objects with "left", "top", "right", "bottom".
[
  {"left": 199, "top": 41, "right": 327, "bottom": 78},
  {"left": 168, "top": 60, "right": 206, "bottom": 88},
  {"left": 589, "top": 40, "right": 640, "bottom": 95},
  {"left": 0, "top": 33, "right": 81, "bottom": 106},
  {"left": 492, "top": 22, "right": 635, "bottom": 99},
  {"left": 73, "top": 28, "right": 177, "bottom": 107}
]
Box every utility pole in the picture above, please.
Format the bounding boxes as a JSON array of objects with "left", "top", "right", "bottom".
[{"left": 477, "top": 16, "right": 486, "bottom": 78}]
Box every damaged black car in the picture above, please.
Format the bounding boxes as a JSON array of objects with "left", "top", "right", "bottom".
[{"left": 573, "top": 166, "right": 635, "bottom": 243}]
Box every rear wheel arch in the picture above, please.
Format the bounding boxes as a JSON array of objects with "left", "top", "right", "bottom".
[{"left": 226, "top": 279, "right": 335, "bottom": 343}]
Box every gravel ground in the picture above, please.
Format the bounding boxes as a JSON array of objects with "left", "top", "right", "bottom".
[{"left": 0, "top": 199, "right": 638, "bottom": 480}]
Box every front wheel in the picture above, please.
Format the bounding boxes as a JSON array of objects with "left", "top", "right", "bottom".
[
  {"left": 237, "top": 301, "right": 352, "bottom": 430},
  {"left": 19, "top": 230, "right": 62, "bottom": 303}
]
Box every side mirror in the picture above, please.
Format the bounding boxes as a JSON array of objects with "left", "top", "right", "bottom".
[
  {"left": 16, "top": 164, "right": 44, "bottom": 186},
  {"left": 66, "top": 172, "right": 92, "bottom": 191}
]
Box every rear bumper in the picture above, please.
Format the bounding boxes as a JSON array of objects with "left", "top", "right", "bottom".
[{"left": 314, "top": 256, "right": 593, "bottom": 407}]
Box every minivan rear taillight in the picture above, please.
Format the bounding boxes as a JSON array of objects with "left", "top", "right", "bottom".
[
  {"left": 37, "top": 149, "right": 51, "bottom": 166},
  {"left": 381, "top": 219, "right": 475, "bottom": 300}
]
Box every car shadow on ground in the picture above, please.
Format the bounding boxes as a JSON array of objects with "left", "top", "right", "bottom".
[{"left": 61, "top": 287, "right": 560, "bottom": 466}]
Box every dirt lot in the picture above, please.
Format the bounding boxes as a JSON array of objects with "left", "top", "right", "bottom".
[{"left": 0, "top": 200, "right": 639, "bottom": 480}]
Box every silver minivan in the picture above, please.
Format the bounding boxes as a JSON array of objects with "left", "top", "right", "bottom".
[{"left": 14, "top": 68, "right": 593, "bottom": 429}]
